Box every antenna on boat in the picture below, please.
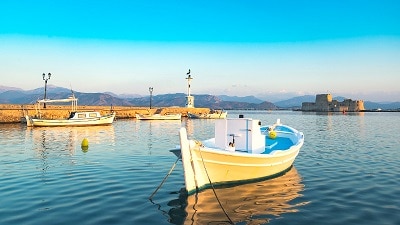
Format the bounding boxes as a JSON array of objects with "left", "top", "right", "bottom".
[
  {"left": 69, "top": 85, "right": 76, "bottom": 98},
  {"left": 110, "top": 104, "right": 114, "bottom": 113}
]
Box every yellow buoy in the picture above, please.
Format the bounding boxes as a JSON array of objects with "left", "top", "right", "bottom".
[
  {"left": 269, "top": 131, "right": 277, "bottom": 139},
  {"left": 81, "top": 138, "right": 89, "bottom": 152},
  {"left": 81, "top": 145, "right": 89, "bottom": 152},
  {"left": 81, "top": 138, "right": 89, "bottom": 147}
]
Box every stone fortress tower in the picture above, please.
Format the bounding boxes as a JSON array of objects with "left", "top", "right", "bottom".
[{"left": 302, "top": 94, "right": 365, "bottom": 112}]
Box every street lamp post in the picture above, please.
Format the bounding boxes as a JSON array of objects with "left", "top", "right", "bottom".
[
  {"left": 149, "top": 87, "right": 153, "bottom": 109},
  {"left": 42, "top": 73, "right": 51, "bottom": 108}
]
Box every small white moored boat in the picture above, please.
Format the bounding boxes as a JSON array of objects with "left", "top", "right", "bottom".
[
  {"left": 136, "top": 113, "right": 181, "bottom": 120},
  {"left": 25, "top": 96, "right": 115, "bottom": 127},
  {"left": 177, "top": 115, "right": 304, "bottom": 195},
  {"left": 188, "top": 110, "right": 227, "bottom": 119}
]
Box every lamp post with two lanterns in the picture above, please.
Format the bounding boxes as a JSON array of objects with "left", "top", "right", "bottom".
[{"left": 42, "top": 73, "right": 51, "bottom": 108}]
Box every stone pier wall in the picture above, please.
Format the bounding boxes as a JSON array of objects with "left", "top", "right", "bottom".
[{"left": 0, "top": 104, "right": 210, "bottom": 123}]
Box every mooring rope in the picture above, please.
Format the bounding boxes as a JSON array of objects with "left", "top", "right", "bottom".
[
  {"left": 197, "top": 145, "right": 234, "bottom": 224},
  {"left": 149, "top": 153, "right": 181, "bottom": 200}
]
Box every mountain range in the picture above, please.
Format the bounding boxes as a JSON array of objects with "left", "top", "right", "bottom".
[{"left": 0, "top": 85, "right": 399, "bottom": 110}]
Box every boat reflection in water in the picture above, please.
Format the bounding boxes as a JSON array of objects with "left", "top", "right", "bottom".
[
  {"left": 26, "top": 125, "right": 116, "bottom": 156},
  {"left": 168, "top": 166, "right": 308, "bottom": 224}
]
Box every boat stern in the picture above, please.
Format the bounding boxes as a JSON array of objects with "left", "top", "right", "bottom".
[{"left": 25, "top": 115, "right": 33, "bottom": 127}]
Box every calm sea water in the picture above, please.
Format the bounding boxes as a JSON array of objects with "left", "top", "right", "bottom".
[{"left": 0, "top": 111, "right": 399, "bottom": 225}]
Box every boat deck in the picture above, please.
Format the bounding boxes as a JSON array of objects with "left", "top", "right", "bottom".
[
  {"left": 171, "top": 135, "right": 295, "bottom": 156},
  {"left": 264, "top": 137, "right": 294, "bottom": 154},
  {"left": 200, "top": 136, "right": 295, "bottom": 155}
]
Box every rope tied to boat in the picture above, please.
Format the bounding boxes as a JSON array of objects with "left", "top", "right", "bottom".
[
  {"left": 148, "top": 152, "right": 181, "bottom": 200},
  {"left": 196, "top": 144, "right": 234, "bottom": 224}
]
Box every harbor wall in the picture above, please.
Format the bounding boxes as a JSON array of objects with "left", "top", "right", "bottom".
[{"left": 0, "top": 104, "right": 210, "bottom": 123}]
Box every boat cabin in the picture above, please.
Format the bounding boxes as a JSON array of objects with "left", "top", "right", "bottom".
[
  {"left": 214, "top": 117, "right": 266, "bottom": 153},
  {"left": 68, "top": 111, "right": 101, "bottom": 120}
]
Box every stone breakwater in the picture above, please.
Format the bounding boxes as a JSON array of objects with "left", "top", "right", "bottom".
[{"left": 0, "top": 104, "right": 210, "bottom": 123}]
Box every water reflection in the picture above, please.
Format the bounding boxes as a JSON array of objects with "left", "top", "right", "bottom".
[
  {"left": 182, "top": 117, "right": 194, "bottom": 136},
  {"left": 24, "top": 125, "right": 116, "bottom": 178},
  {"left": 167, "top": 167, "right": 308, "bottom": 224},
  {"left": 134, "top": 119, "right": 183, "bottom": 156},
  {"left": 26, "top": 125, "right": 115, "bottom": 156},
  {"left": 148, "top": 121, "right": 153, "bottom": 155},
  {"left": 181, "top": 118, "right": 216, "bottom": 141}
]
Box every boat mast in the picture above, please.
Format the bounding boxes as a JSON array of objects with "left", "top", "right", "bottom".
[{"left": 185, "top": 69, "right": 194, "bottom": 108}]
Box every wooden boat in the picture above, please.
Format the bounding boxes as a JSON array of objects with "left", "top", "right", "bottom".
[
  {"left": 25, "top": 96, "right": 115, "bottom": 127},
  {"left": 177, "top": 116, "right": 304, "bottom": 195},
  {"left": 135, "top": 113, "right": 181, "bottom": 120},
  {"left": 188, "top": 110, "right": 227, "bottom": 119}
]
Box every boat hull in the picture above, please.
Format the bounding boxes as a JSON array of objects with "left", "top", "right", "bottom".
[
  {"left": 188, "top": 112, "right": 227, "bottom": 119},
  {"left": 136, "top": 113, "right": 181, "bottom": 120},
  {"left": 180, "top": 166, "right": 304, "bottom": 224},
  {"left": 26, "top": 113, "right": 115, "bottom": 127},
  {"left": 179, "top": 125, "right": 303, "bottom": 195}
]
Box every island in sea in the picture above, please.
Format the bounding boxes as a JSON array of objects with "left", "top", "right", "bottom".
[{"left": 301, "top": 94, "right": 365, "bottom": 112}]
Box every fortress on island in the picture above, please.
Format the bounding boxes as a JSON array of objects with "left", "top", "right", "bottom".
[{"left": 301, "top": 94, "right": 365, "bottom": 112}]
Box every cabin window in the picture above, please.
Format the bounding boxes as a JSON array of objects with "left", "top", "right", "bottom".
[
  {"left": 89, "top": 113, "right": 98, "bottom": 118},
  {"left": 78, "top": 114, "right": 86, "bottom": 118}
]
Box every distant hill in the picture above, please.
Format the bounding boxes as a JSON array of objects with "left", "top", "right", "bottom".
[
  {"left": 0, "top": 85, "right": 131, "bottom": 106},
  {"left": 364, "top": 101, "right": 400, "bottom": 110},
  {"left": 0, "top": 85, "right": 23, "bottom": 93},
  {"left": 128, "top": 93, "right": 277, "bottom": 110},
  {"left": 0, "top": 85, "right": 398, "bottom": 110},
  {"left": 0, "top": 90, "right": 132, "bottom": 106},
  {"left": 104, "top": 92, "right": 142, "bottom": 99},
  {"left": 0, "top": 86, "right": 276, "bottom": 109},
  {"left": 273, "top": 95, "right": 400, "bottom": 110},
  {"left": 274, "top": 95, "right": 315, "bottom": 109},
  {"left": 0, "top": 90, "right": 29, "bottom": 104},
  {"left": 24, "top": 85, "right": 72, "bottom": 95},
  {"left": 218, "top": 95, "right": 264, "bottom": 104}
]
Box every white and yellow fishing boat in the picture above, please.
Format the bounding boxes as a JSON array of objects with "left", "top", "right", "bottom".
[
  {"left": 25, "top": 96, "right": 115, "bottom": 127},
  {"left": 135, "top": 113, "right": 181, "bottom": 120},
  {"left": 177, "top": 115, "right": 304, "bottom": 195},
  {"left": 187, "top": 109, "right": 227, "bottom": 119}
]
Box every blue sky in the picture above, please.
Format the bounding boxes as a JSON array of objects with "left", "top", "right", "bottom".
[{"left": 1, "top": 0, "right": 399, "bottom": 102}]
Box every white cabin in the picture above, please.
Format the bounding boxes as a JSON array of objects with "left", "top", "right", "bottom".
[
  {"left": 69, "top": 111, "right": 102, "bottom": 120},
  {"left": 214, "top": 117, "right": 266, "bottom": 154}
]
